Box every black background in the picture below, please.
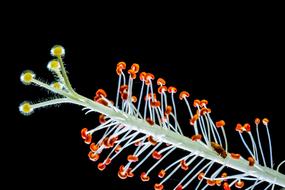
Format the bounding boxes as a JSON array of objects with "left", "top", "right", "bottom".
[{"left": 12, "top": 10, "right": 285, "bottom": 190}]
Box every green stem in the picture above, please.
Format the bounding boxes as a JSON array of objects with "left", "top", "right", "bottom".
[{"left": 57, "top": 56, "right": 77, "bottom": 95}]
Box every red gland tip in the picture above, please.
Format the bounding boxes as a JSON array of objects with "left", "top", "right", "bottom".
[
  {"left": 152, "top": 151, "right": 162, "bottom": 160},
  {"left": 118, "top": 171, "right": 128, "bottom": 179},
  {"left": 131, "top": 96, "right": 137, "bottom": 103},
  {"left": 216, "top": 179, "right": 222, "bottom": 186},
  {"left": 140, "top": 172, "right": 150, "bottom": 182},
  {"left": 198, "top": 172, "right": 205, "bottom": 180},
  {"left": 127, "top": 168, "right": 134, "bottom": 178},
  {"left": 107, "top": 137, "right": 117, "bottom": 148},
  {"left": 175, "top": 184, "right": 183, "bottom": 190},
  {"left": 179, "top": 91, "right": 190, "bottom": 100},
  {"left": 230, "top": 153, "right": 240, "bottom": 159},
  {"left": 207, "top": 179, "right": 216, "bottom": 186},
  {"left": 154, "top": 183, "right": 164, "bottom": 190},
  {"left": 235, "top": 123, "right": 243, "bottom": 133},
  {"left": 105, "top": 157, "right": 111, "bottom": 165},
  {"left": 189, "top": 114, "right": 199, "bottom": 125},
  {"left": 221, "top": 172, "right": 227, "bottom": 180},
  {"left": 88, "top": 151, "right": 99, "bottom": 162},
  {"left": 84, "top": 134, "right": 92, "bottom": 144},
  {"left": 102, "top": 137, "right": 110, "bottom": 148},
  {"left": 128, "top": 69, "right": 137, "bottom": 79},
  {"left": 244, "top": 123, "right": 251, "bottom": 132},
  {"left": 158, "top": 169, "right": 166, "bottom": 178},
  {"left": 81, "top": 128, "right": 88, "bottom": 139},
  {"left": 115, "top": 145, "right": 121, "bottom": 153},
  {"left": 216, "top": 120, "right": 225, "bottom": 128},
  {"left": 180, "top": 160, "right": 189, "bottom": 171},
  {"left": 255, "top": 118, "right": 260, "bottom": 125},
  {"left": 117, "top": 61, "right": 126, "bottom": 69},
  {"left": 200, "top": 107, "right": 209, "bottom": 115},
  {"left": 262, "top": 118, "right": 269, "bottom": 125},
  {"left": 146, "top": 118, "right": 155, "bottom": 126},
  {"left": 191, "top": 134, "right": 202, "bottom": 141},
  {"left": 158, "top": 86, "right": 168, "bottom": 94},
  {"left": 99, "top": 114, "right": 106, "bottom": 124},
  {"left": 96, "top": 98, "right": 109, "bottom": 106},
  {"left": 165, "top": 105, "right": 172, "bottom": 115},
  {"left": 118, "top": 165, "right": 128, "bottom": 179},
  {"left": 193, "top": 99, "right": 200, "bottom": 107},
  {"left": 146, "top": 73, "right": 155, "bottom": 80},
  {"left": 248, "top": 156, "right": 255, "bottom": 167},
  {"left": 151, "top": 100, "right": 161, "bottom": 107},
  {"left": 168, "top": 86, "right": 177, "bottom": 93},
  {"left": 97, "top": 162, "right": 106, "bottom": 171},
  {"left": 90, "top": 143, "right": 99, "bottom": 152},
  {"left": 148, "top": 136, "right": 158, "bottom": 145},
  {"left": 223, "top": 182, "right": 231, "bottom": 190},
  {"left": 235, "top": 180, "right": 245, "bottom": 188},
  {"left": 131, "top": 63, "right": 140, "bottom": 73},
  {"left": 127, "top": 155, "right": 139, "bottom": 162},
  {"left": 157, "top": 78, "right": 166, "bottom": 86},
  {"left": 119, "top": 85, "right": 128, "bottom": 94},
  {"left": 116, "top": 61, "right": 126, "bottom": 75},
  {"left": 96, "top": 89, "right": 107, "bottom": 98},
  {"left": 200, "top": 99, "right": 208, "bottom": 106},
  {"left": 139, "top": 72, "right": 147, "bottom": 81}
]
